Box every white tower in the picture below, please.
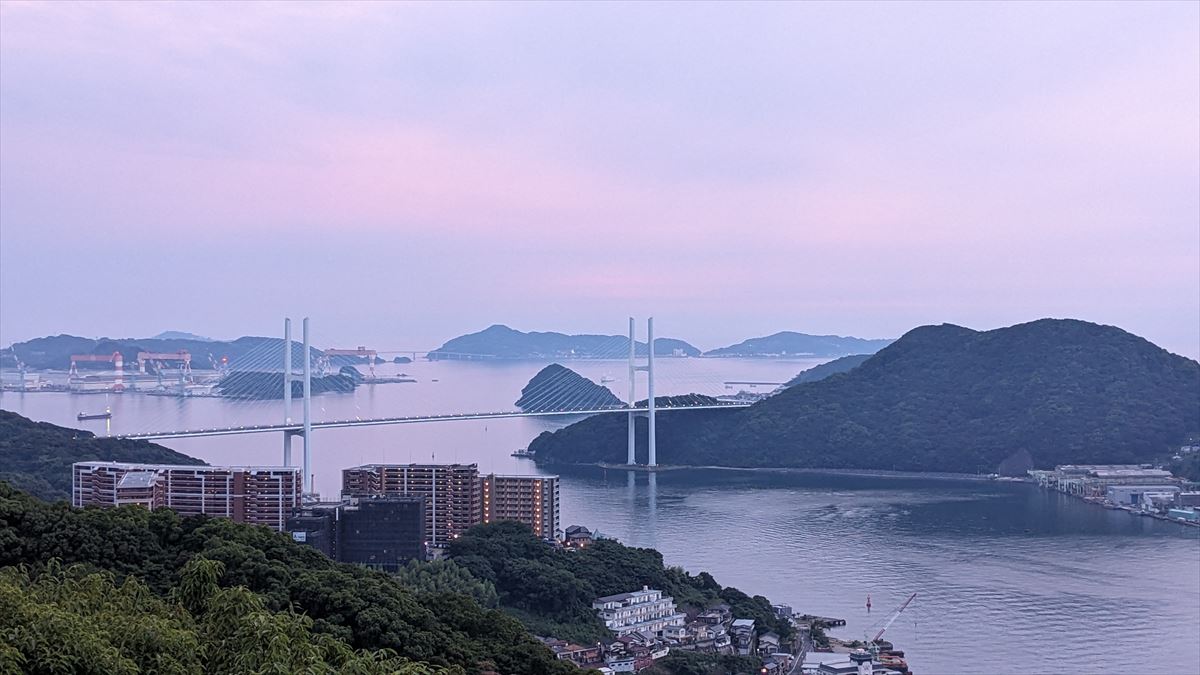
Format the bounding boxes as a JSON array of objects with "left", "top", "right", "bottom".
[
  {"left": 283, "top": 318, "right": 293, "bottom": 466},
  {"left": 625, "top": 317, "right": 657, "bottom": 467}
]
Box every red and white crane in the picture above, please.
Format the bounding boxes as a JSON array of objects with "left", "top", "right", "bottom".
[{"left": 68, "top": 352, "right": 125, "bottom": 391}]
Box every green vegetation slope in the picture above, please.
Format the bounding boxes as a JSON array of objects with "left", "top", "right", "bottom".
[
  {"left": 531, "top": 319, "right": 1200, "bottom": 474},
  {"left": 0, "top": 410, "right": 204, "bottom": 501},
  {"left": 446, "top": 521, "right": 792, "bottom": 645},
  {"left": 0, "top": 482, "right": 575, "bottom": 674}
]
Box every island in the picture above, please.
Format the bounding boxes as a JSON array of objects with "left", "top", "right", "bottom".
[
  {"left": 531, "top": 319, "right": 1200, "bottom": 475},
  {"left": 515, "top": 364, "right": 624, "bottom": 411},
  {"left": 429, "top": 324, "right": 701, "bottom": 360},
  {"left": 704, "top": 331, "right": 893, "bottom": 357}
]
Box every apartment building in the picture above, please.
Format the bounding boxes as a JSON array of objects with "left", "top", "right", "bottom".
[
  {"left": 481, "top": 473, "right": 560, "bottom": 540},
  {"left": 593, "top": 586, "right": 687, "bottom": 637},
  {"left": 341, "top": 463, "right": 481, "bottom": 547},
  {"left": 72, "top": 461, "right": 301, "bottom": 531}
]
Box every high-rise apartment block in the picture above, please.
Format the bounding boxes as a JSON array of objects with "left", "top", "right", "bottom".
[
  {"left": 341, "top": 463, "right": 481, "bottom": 546},
  {"left": 72, "top": 462, "right": 301, "bottom": 531},
  {"left": 481, "top": 473, "right": 560, "bottom": 540},
  {"left": 341, "top": 463, "right": 562, "bottom": 544}
]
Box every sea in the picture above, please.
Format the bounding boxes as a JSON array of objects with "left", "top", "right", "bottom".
[{"left": 3, "top": 356, "right": 1198, "bottom": 675}]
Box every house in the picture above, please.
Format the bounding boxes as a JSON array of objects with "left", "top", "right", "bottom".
[
  {"left": 730, "top": 618, "right": 757, "bottom": 656},
  {"left": 564, "top": 524, "right": 594, "bottom": 548},
  {"left": 757, "top": 631, "right": 781, "bottom": 657}
]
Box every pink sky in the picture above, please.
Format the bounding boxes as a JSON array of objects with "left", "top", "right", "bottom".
[{"left": 1, "top": 2, "right": 1197, "bottom": 356}]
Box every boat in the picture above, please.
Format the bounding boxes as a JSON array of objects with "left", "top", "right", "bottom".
[
  {"left": 600, "top": 375, "right": 615, "bottom": 384},
  {"left": 77, "top": 409, "right": 112, "bottom": 421},
  {"left": 511, "top": 448, "right": 535, "bottom": 458}
]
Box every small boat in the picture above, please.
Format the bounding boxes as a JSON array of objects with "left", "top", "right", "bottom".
[
  {"left": 511, "top": 448, "right": 535, "bottom": 458},
  {"left": 600, "top": 375, "right": 615, "bottom": 384},
  {"left": 77, "top": 409, "right": 112, "bottom": 421}
]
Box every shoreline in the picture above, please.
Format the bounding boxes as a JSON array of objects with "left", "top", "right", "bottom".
[{"left": 566, "top": 460, "right": 1016, "bottom": 482}]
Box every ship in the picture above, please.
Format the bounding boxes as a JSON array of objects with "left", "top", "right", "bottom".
[
  {"left": 511, "top": 448, "right": 535, "bottom": 458},
  {"left": 77, "top": 409, "right": 112, "bottom": 421}
]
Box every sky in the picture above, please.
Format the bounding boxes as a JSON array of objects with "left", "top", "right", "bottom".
[{"left": 1, "top": 1, "right": 1197, "bottom": 357}]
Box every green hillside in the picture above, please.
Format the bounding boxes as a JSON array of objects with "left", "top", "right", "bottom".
[{"left": 531, "top": 319, "right": 1200, "bottom": 474}]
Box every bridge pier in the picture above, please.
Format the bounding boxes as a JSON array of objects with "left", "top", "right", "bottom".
[{"left": 302, "top": 317, "right": 312, "bottom": 497}]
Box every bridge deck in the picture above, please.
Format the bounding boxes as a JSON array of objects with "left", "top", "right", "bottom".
[{"left": 114, "top": 403, "right": 751, "bottom": 440}]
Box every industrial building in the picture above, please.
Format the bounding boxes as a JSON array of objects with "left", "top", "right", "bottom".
[
  {"left": 72, "top": 461, "right": 301, "bottom": 531},
  {"left": 342, "top": 463, "right": 481, "bottom": 547},
  {"left": 1030, "top": 465, "right": 1184, "bottom": 498},
  {"left": 287, "top": 496, "right": 426, "bottom": 569},
  {"left": 481, "top": 473, "right": 560, "bottom": 540}
]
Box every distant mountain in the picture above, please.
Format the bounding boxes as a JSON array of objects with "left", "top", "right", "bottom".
[
  {"left": 531, "top": 319, "right": 1200, "bottom": 475},
  {"left": 515, "top": 364, "right": 623, "bottom": 412},
  {"left": 429, "top": 324, "right": 700, "bottom": 360},
  {"left": 2, "top": 334, "right": 321, "bottom": 371},
  {"left": 704, "top": 331, "right": 893, "bottom": 357},
  {"left": 0, "top": 410, "right": 204, "bottom": 501},
  {"left": 150, "top": 331, "right": 212, "bottom": 341},
  {"left": 783, "top": 354, "right": 873, "bottom": 387}
]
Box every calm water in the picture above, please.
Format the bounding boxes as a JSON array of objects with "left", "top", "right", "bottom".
[{"left": 4, "top": 358, "right": 1199, "bottom": 674}]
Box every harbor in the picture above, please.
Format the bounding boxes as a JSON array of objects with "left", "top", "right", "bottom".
[{"left": 1029, "top": 463, "right": 1200, "bottom": 527}]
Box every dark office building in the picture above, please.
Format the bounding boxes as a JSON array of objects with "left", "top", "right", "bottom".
[
  {"left": 286, "top": 496, "right": 426, "bottom": 570},
  {"left": 338, "top": 496, "right": 426, "bottom": 569},
  {"left": 286, "top": 505, "right": 337, "bottom": 558}
]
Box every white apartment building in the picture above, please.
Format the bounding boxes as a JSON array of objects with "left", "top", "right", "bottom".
[{"left": 593, "top": 586, "right": 686, "bottom": 637}]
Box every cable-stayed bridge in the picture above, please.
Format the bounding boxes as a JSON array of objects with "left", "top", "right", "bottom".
[
  {"left": 105, "top": 317, "right": 768, "bottom": 495},
  {"left": 117, "top": 403, "right": 750, "bottom": 440}
]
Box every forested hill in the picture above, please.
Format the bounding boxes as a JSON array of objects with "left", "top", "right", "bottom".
[
  {"left": 0, "top": 410, "right": 204, "bottom": 501},
  {"left": 429, "top": 324, "right": 700, "bottom": 359},
  {"left": 0, "top": 482, "right": 575, "bottom": 674},
  {"left": 704, "top": 331, "right": 893, "bottom": 357},
  {"left": 531, "top": 319, "right": 1200, "bottom": 474},
  {"left": 783, "top": 353, "right": 873, "bottom": 387},
  {"left": 515, "top": 364, "right": 623, "bottom": 411}
]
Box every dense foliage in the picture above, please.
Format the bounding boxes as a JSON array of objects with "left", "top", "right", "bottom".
[
  {"left": 532, "top": 320, "right": 1200, "bottom": 474},
  {"left": 429, "top": 324, "right": 699, "bottom": 359},
  {"left": 641, "top": 651, "right": 764, "bottom": 675},
  {"left": 0, "top": 483, "right": 576, "bottom": 674},
  {"left": 783, "top": 354, "right": 872, "bottom": 387},
  {"left": 0, "top": 559, "right": 436, "bottom": 674},
  {"left": 0, "top": 410, "right": 204, "bottom": 501},
  {"left": 516, "top": 364, "right": 623, "bottom": 412},
  {"left": 704, "top": 332, "right": 892, "bottom": 357},
  {"left": 446, "top": 522, "right": 792, "bottom": 644}
]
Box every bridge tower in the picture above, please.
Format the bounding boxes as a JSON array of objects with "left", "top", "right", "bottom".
[
  {"left": 626, "top": 317, "right": 657, "bottom": 467},
  {"left": 281, "top": 317, "right": 313, "bottom": 497}
]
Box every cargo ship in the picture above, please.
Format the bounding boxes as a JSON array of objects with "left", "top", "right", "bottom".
[{"left": 77, "top": 409, "right": 112, "bottom": 421}]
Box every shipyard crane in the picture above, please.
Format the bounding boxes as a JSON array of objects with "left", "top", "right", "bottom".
[
  {"left": 136, "top": 350, "right": 192, "bottom": 379},
  {"left": 68, "top": 352, "right": 125, "bottom": 391},
  {"left": 323, "top": 346, "right": 378, "bottom": 380}
]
